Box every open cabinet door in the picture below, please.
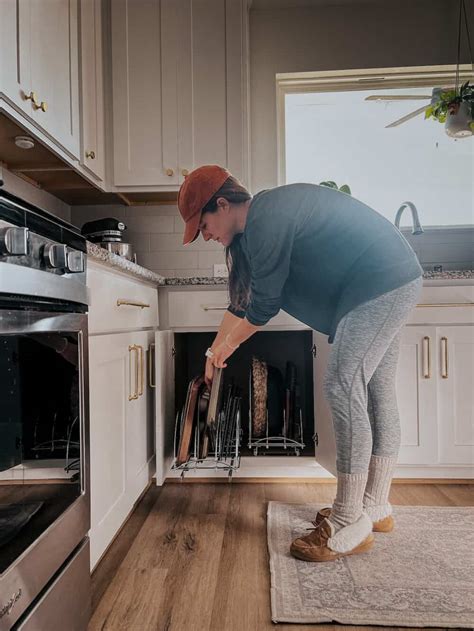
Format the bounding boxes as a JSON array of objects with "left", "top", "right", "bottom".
[
  {"left": 154, "top": 330, "right": 175, "bottom": 485},
  {"left": 313, "top": 330, "right": 337, "bottom": 476}
]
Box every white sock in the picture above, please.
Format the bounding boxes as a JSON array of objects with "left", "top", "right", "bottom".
[
  {"left": 363, "top": 454, "right": 397, "bottom": 521},
  {"left": 328, "top": 471, "right": 369, "bottom": 532}
]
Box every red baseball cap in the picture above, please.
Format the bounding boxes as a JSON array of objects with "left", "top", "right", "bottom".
[{"left": 178, "top": 165, "right": 230, "bottom": 245}]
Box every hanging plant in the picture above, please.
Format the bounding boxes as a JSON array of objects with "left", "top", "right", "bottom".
[
  {"left": 424, "top": 81, "right": 474, "bottom": 128},
  {"left": 319, "top": 181, "right": 352, "bottom": 195}
]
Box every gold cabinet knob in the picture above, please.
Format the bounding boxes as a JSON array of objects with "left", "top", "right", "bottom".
[
  {"left": 85, "top": 150, "right": 96, "bottom": 159},
  {"left": 166, "top": 168, "right": 174, "bottom": 177},
  {"left": 25, "top": 91, "right": 39, "bottom": 106},
  {"left": 38, "top": 101, "right": 47, "bottom": 112},
  {"left": 182, "top": 169, "right": 189, "bottom": 177}
]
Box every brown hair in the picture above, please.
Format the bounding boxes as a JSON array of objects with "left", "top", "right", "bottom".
[{"left": 201, "top": 176, "right": 252, "bottom": 312}]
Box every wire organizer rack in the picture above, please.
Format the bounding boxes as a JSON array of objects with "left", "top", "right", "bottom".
[
  {"left": 171, "top": 393, "right": 243, "bottom": 481},
  {"left": 247, "top": 369, "right": 305, "bottom": 456}
]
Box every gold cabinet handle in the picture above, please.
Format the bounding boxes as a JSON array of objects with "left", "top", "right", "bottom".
[
  {"left": 149, "top": 342, "right": 156, "bottom": 388},
  {"left": 137, "top": 345, "right": 144, "bottom": 396},
  {"left": 128, "top": 345, "right": 140, "bottom": 400},
  {"left": 25, "top": 91, "right": 39, "bottom": 106},
  {"left": 201, "top": 304, "right": 229, "bottom": 311},
  {"left": 166, "top": 168, "right": 174, "bottom": 177},
  {"left": 441, "top": 336, "right": 448, "bottom": 379},
  {"left": 117, "top": 299, "right": 150, "bottom": 309},
  {"left": 85, "top": 150, "right": 96, "bottom": 159},
  {"left": 25, "top": 92, "right": 47, "bottom": 112},
  {"left": 422, "top": 336, "right": 431, "bottom": 379},
  {"left": 181, "top": 169, "right": 189, "bottom": 177}
]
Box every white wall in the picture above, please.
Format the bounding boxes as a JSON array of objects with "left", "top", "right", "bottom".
[{"left": 249, "top": 0, "right": 474, "bottom": 191}]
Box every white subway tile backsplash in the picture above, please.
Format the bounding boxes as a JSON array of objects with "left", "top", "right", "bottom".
[
  {"left": 174, "top": 216, "right": 185, "bottom": 233},
  {"left": 174, "top": 268, "right": 214, "bottom": 278},
  {"left": 124, "top": 215, "right": 174, "bottom": 234},
  {"left": 198, "top": 250, "right": 226, "bottom": 268},
  {"left": 137, "top": 251, "right": 198, "bottom": 270},
  {"left": 125, "top": 231, "right": 150, "bottom": 253},
  {"left": 150, "top": 233, "right": 221, "bottom": 252},
  {"left": 420, "top": 242, "right": 474, "bottom": 265},
  {"left": 125, "top": 204, "right": 178, "bottom": 217},
  {"left": 71, "top": 205, "right": 126, "bottom": 226}
]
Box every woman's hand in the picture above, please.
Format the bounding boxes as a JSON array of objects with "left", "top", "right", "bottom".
[
  {"left": 209, "top": 341, "right": 236, "bottom": 369},
  {"left": 204, "top": 340, "right": 238, "bottom": 389},
  {"left": 204, "top": 357, "right": 214, "bottom": 390}
]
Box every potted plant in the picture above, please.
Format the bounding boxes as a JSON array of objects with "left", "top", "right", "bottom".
[
  {"left": 424, "top": 81, "right": 474, "bottom": 137},
  {"left": 319, "top": 181, "right": 352, "bottom": 195}
]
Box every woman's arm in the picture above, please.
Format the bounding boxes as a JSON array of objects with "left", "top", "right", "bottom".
[
  {"left": 204, "top": 311, "right": 261, "bottom": 386},
  {"left": 210, "top": 310, "right": 245, "bottom": 350}
]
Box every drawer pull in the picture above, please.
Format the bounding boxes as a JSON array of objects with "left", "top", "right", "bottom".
[
  {"left": 422, "top": 336, "right": 431, "bottom": 379},
  {"left": 149, "top": 342, "right": 156, "bottom": 388},
  {"left": 137, "top": 345, "right": 144, "bottom": 396},
  {"left": 201, "top": 304, "right": 229, "bottom": 311},
  {"left": 440, "top": 337, "right": 448, "bottom": 379},
  {"left": 129, "top": 345, "right": 140, "bottom": 400},
  {"left": 117, "top": 299, "right": 150, "bottom": 309}
]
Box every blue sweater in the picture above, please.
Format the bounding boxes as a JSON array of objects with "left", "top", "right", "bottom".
[{"left": 227, "top": 183, "right": 422, "bottom": 343}]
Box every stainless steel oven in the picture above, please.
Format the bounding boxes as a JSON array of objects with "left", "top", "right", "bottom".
[{"left": 0, "top": 189, "right": 90, "bottom": 631}]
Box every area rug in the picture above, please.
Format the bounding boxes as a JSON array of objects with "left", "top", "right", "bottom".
[{"left": 267, "top": 502, "right": 474, "bottom": 627}]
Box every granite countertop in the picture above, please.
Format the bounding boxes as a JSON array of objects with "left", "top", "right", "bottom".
[
  {"left": 86, "top": 241, "right": 166, "bottom": 285},
  {"left": 165, "top": 270, "right": 474, "bottom": 285},
  {"left": 87, "top": 243, "right": 473, "bottom": 286}
]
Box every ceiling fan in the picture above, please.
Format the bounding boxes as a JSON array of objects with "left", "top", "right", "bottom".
[
  {"left": 365, "top": 0, "right": 473, "bottom": 136},
  {"left": 364, "top": 88, "right": 447, "bottom": 128}
]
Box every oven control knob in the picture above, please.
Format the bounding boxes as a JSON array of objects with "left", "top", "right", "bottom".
[
  {"left": 44, "top": 243, "right": 67, "bottom": 268},
  {"left": 67, "top": 249, "right": 85, "bottom": 273},
  {"left": 0, "top": 227, "right": 29, "bottom": 255}
]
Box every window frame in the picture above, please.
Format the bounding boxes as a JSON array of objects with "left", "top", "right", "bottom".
[{"left": 276, "top": 64, "right": 473, "bottom": 186}]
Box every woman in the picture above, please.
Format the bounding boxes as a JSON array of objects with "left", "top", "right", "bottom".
[{"left": 178, "top": 164, "right": 423, "bottom": 563}]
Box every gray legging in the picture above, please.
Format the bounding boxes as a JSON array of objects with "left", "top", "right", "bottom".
[{"left": 323, "top": 276, "right": 423, "bottom": 474}]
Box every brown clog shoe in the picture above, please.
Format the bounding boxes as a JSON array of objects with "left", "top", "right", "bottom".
[
  {"left": 290, "top": 515, "right": 374, "bottom": 563},
  {"left": 313, "top": 506, "right": 394, "bottom": 533}
]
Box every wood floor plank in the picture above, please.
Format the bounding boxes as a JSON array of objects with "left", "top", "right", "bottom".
[
  {"left": 209, "top": 483, "right": 268, "bottom": 631},
  {"left": 435, "top": 483, "right": 474, "bottom": 505},
  {"left": 90, "top": 483, "right": 162, "bottom": 613},
  {"left": 89, "top": 566, "right": 168, "bottom": 631},
  {"left": 89, "top": 482, "right": 474, "bottom": 631}
]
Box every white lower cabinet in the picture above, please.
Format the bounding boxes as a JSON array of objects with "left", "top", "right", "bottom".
[
  {"left": 89, "top": 329, "right": 155, "bottom": 570},
  {"left": 436, "top": 326, "right": 474, "bottom": 465},
  {"left": 397, "top": 324, "right": 474, "bottom": 469},
  {"left": 396, "top": 326, "right": 439, "bottom": 465},
  {"left": 159, "top": 285, "right": 473, "bottom": 481}
]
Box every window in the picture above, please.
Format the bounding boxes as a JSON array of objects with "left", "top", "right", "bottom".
[{"left": 278, "top": 67, "right": 474, "bottom": 228}]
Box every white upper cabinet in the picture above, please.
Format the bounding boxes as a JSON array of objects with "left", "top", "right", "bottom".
[
  {"left": 111, "top": 0, "right": 178, "bottom": 187},
  {"left": 111, "top": 0, "right": 249, "bottom": 189},
  {"left": 0, "top": 0, "right": 81, "bottom": 159},
  {"left": 79, "top": 0, "right": 105, "bottom": 181}
]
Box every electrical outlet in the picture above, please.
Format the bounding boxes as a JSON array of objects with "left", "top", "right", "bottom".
[{"left": 213, "top": 263, "right": 228, "bottom": 277}]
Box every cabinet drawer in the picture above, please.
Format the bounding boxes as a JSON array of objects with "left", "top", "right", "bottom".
[
  {"left": 88, "top": 264, "right": 159, "bottom": 333},
  {"left": 167, "top": 290, "right": 304, "bottom": 328}
]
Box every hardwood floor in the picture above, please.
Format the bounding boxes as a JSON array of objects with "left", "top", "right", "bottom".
[{"left": 89, "top": 481, "right": 474, "bottom": 631}]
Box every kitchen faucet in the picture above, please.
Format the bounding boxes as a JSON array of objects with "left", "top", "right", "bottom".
[{"left": 394, "top": 202, "right": 424, "bottom": 235}]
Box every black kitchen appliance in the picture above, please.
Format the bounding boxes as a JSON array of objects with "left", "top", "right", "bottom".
[{"left": 81, "top": 218, "right": 136, "bottom": 262}]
